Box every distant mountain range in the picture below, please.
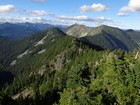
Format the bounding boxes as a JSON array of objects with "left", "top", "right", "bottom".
[
  {"left": 1, "top": 22, "right": 140, "bottom": 51},
  {"left": 0, "top": 23, "right": 140, "bottom": 51},
  {"left": 0, "top": 22, "right": 67, "bottom": 40}
]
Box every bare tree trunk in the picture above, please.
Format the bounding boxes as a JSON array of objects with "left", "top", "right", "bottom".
[{"left": 135, "top": 52, "right": 139, "bottom": 59}]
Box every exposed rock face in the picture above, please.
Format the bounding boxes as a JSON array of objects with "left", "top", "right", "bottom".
[
  {"left": 12, "top": 88, "right": 34, "bottom": 100},
  {"left": 65, "top": 24, "right": 112, "bottom": 38},
  {"left": 38, "top": 49, "right": 46, "bottom": 54},
  {"left": 35, "top": 36, "right": 47, "bottom": 47},
  {"left": 10, "top": 60, "right": 17, "bottom": 66},
  {"left": 38, "top": 65, "right": 46, "bottom": 76},
  {"left": 17, "top": 50, "right": 29, "bottom": 59},
  {"left": 48, "top": 52, "right": 67, "bottom": 70},
  {"left": 65, "top": 24, "right": 91, "bottom": 38},
  {"left": 11, "top": 49, "right": 32, "bottom": 66}
]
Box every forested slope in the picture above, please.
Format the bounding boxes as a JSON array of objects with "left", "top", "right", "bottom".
[
  {"left": 0, "top": 25, "right": 140, "bottom": 105},
  {"left": 1, "top": 35, "right": 140, "bottom": 105}
]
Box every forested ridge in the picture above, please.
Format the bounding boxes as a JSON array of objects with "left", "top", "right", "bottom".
[{"left": 0, "top": 26, "right": 140, "bottom": 105}]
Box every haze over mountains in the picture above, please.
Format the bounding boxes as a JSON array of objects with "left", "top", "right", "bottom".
[{"left": 0, "top": 22, "right": 67, "bottom": 40}]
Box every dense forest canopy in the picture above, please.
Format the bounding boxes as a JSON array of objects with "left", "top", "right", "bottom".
[{"left": 0, "top": 25, "right": 140, "bottom": 105}]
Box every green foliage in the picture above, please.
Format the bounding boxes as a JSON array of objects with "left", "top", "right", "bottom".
[
  {"left": 80, "top": 25, "right": 139, "bottom": 51},
  {"left": 0, "top": 27, "right": 140, "bottom": 105}
]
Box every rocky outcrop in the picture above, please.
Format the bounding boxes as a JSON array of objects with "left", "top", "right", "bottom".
[
  {"left": 38, "top": 65, "right": 46, "bottom": 76},
  {"left": 65, "top": 24, "right": 91, "bottom": 38},
  {"left": 48, "top": 52, "right": 67, "bottom": 70},
  {"left": 12, "top": 87, "right": 34, "bottom": 100}
]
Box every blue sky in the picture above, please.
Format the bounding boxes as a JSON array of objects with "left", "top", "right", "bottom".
[{"left": 0, "top": 0, "right": 140, "bottom": 29}]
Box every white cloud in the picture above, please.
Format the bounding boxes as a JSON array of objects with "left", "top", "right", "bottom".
[
  {"left": 0, "top": 15, "right": 113, "bottom": 27},
  {"left": 129, "top": 0, "right": 140, "bottom": 11},
  {"left": 0, "top": 5, "right": 15, "bottom": 13},
  {"left": 31, "top": 0, "right": 47, "bottom": 2},
  {"left": 57, "top": 15, "right": 112, "bottom": 23},
  {"left": 58, "top": 15, "right": 93, "bottom": 21},
  {"left": 0, "top": 6, "right": 113, "bottom": 27},
  {"left": 117, "top": 12, "right": 129, "bottom": 17},
  {"left": 53, "top": 16, "right": 113, "bottom": 26},
  {"left": 120, "top": 6, "right": 133, "bottom": 12},
  {"left": 80, "top": 3, "right": 108, "bottom": 13},
  {"left": 0, "top": 17, "right": 50, "bottom": 23},
  {"left": 95, "top": 17, "right": 112, "bottom": 22},
  {"left": 0, "top": 16, "right": 75, "bottom": 26},
  {"left": 30, "top": 10, "right": 48, "bottom": 16},
  {"left": 120, "top": 0, "right": 140, "bottom": 12}
]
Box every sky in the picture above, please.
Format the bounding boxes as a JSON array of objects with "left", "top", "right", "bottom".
[{"left": 0, "top": 0, "right": 140, "bottom": 29}]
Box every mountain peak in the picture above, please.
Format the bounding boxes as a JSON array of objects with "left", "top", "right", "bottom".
[
  {"left": 71, "top": 23, "right": 87, "bottom": 27},
  {"left": 91, "top": 25, "right": 122, "bottom": 35},
  {"left": 97, "top": 24, "right": 108, "bottom": 28},
  {"left": 65, "top": 23, "right": 90, "bottom": 38},
  {"left": 47, "top": 27, "right": 65, "bottom": 33},
  {"left": 96, "top": 25, "right": 116, "bottom": 30},
  {"left": 126, "top": 29, "right": 134, "bottom": 32},
  {"left": 86, "top": 25, "right": 112, "bottom": 36},
  {"left": 44, "top": 27, "right": 66, "bottom": 38}
]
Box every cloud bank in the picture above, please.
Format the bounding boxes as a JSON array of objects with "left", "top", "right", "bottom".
[
  {"left": 30, "top": 10, "right": 48, "bottom": 16},
  {"left": 0, "top": 5, "right": 15, "bottom": 13},
  {"left": 0, "top": 3, "right": 113, "bottom": 27},
  {"left": 80, "top": 3, "right": 108, "bottom": 13},
  {"left": 117, "top": 12, "right": 129, "bottom": 17},
  {"left": 56, "top": 15, "right": 112, "bottom": 24},
  {"left": 0, "top": 17, "right": 49, "bottom": 23},
  {"left": 120, "top": 0, "right": 140, "bottom": 12}
]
